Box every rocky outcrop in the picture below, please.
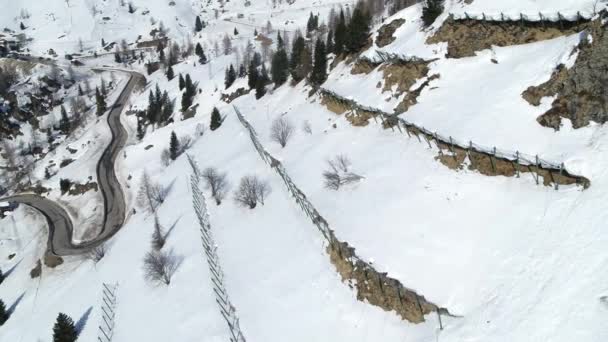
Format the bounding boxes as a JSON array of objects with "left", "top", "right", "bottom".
[
  {"left": 522, "top": 16, "right": 608, "bottom": 129},
  {"left": 376, "top": 18, "right": 406, "bottom": 47},
  {"left": 428, "top": 16, "right": 590, "bottom": 58}
]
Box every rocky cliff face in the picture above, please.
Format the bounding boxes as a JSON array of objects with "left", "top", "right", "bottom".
[{"left": 523, "top": 14, "right": 608, "bottom": 129}]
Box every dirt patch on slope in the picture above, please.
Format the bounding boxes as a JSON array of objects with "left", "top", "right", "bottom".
[
  {"left": 376, "top": 19, "right": 406, "bottom": 47},
  {"left": 428, "top": 17, "right": 590, "bottom": 58},
  {"left": 522, "top": 17, "right": 608, "bottom": 130}
]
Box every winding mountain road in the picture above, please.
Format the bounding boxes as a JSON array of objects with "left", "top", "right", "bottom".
[{"left": 1, "top": 69, "right": 145, "bottom": 256}]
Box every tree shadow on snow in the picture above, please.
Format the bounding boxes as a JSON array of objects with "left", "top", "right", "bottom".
[
  {"left": 163, "top": 215, "right": 182, "bottom": 241},
  {"left": 8, "top": 292, "right": 26, "bottom": 316},
  {"left": 75, "top": 306, "right": 93, "bottom": 336},
  {"left": 3, "top": 259, "right": 22, "bottom": 279}
]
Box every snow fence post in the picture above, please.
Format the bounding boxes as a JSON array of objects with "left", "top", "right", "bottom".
[
  {"left": 515, "top": 151, "right": 520, "bottom": 178},
  {"left": 490, "top": 147, "right": 497, "bottom": 173}
]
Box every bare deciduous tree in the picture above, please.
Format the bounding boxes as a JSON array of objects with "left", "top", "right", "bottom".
[
  {"left": 137, "top": 172, "right": 168, "bottom": 212},
  {"left": 302, "top": 120, "right": 312, "bottom": 134},
  {"left": 202, "top": 167, "right": 229, "bottom": 205},
  {"left": 323, "top": 155, "right": 363, "bottom": 190},
  {"left": 270, "top": 117, "right": 294, "bottom": 148},
  {"left": 151, "top": 214, "right": 166, "bottom": 250},
  {"left": 234, "top": 175, "right": 271, "bottom": 209},
  {"left": 87, "top": 244, "right": 107, "bottom": 263},
  {"left": 142, "top": 249, "right": 181, "bottom": 285}
]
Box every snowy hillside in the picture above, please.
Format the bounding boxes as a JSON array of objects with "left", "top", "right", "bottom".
[{"left": 2, "top": 0, "right": 608, "bottom": 342}]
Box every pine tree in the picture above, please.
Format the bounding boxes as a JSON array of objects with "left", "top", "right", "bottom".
[
  {"left": 100, "top": 78, "right": 107, "bottom": 96},
  {"left": 59, "top": 105, "right": 71, "bottom": 134},
  {"left": 224, "top": 64, "right": 237, "bottom": 89},
  {"left": 160, "top": 91, "right": 173, "bottom": 123},
  {"left": 311, "top": 39, "right": 327, "bottom": 86},
  {"left": 20, "top": 22, "right": 26, "bottom": 30},
  {"left": 78, "top": 84, "right": 84, "bottom": 96},
  {"left": 195, "top": 16, "right": 204, "bottom": 32},
  {"left": 254, "top": 28, "right": 258, "bottom": 36},
  {"left": 53, "top": 313, "right": 77, "bottom": 342},
  {"left": 234, "top": 27, "right": 239, "bottom": 35},
  {"left": 346, "top": 3, "right": 371, "bottom": 53},
  {"left": 0, "top": 299, "right": 7, "bottom": 326},
  {"left": 422, "top": 0, "right": 444, "bottom": 27},
  {"left": 159, "top": 47, "right": 166, "bottom": 64},
  {"left": 114, "top": 52, "right": 122, "bottom": 63},
  {"left": 195, "top": 43, "right": 207, "bottom": 64},
  {"left": 334, "top": 9, "right": 347, "bottom": 54},
  {"left": 95, "top": 88, "right": 107, "bottom": 116},
  {"left": 0, "top": 268, "right": 4, "bottom": 284},
  {"left": 238, "top": 64, "right": 246, "bottom": 77},
  {"left": 210, "top": 107, "right": 222, "bottom": 131},
  {"left": 169, "top": 131, "right": 180, "bottom": 161},
  {"left": 166, "top": 64, "right": 174, "bottom": 80},
  {"left": 271, "top": 45, "right": 289, "bottom": 87},
  {"left": 128, "top": 2, "right": 135, "bottom": 13},
  {"left": 306, "top": 12, "right": 316, "bottom": 35},
  {"left": 101, "top": 38, "right": 106, "bottom": 47},
  {"left": 326, "top": 29, "right": 334, "bottom": 54},
  {"left": 178, "top": 73, "right": 185, "bottom": 90},
  {"left": 255, "top": 72, "right": 267, "bottom": 99},
  {"left": 136, "top": 116, "right": 146, "bottom": 140},
  {"left": 247, "top": 61, "right": 258, "bottom": 90},
  {"left": 290, "top": 34, "right": 312, "bottom": 83}
]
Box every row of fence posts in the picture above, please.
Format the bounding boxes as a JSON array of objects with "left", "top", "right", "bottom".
[
  {"left": 97, "top": 282, "right": 118, "bottom": 342},
  {"left": 320, "top": 89, "right": 587, "bottom": 190},
  {"left": 233, "top": 106, "right": 447, "bottom": 329},
  {"left": 455, "top": 11, "right": 590, "bottom": 25},
  {"left": 187, "top": 155, "right": 247, "bottom": 342}
]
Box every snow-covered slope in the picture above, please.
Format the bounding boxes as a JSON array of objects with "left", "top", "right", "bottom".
[{"left": 2, "top": 0, "right": 608, "bottom": 342}]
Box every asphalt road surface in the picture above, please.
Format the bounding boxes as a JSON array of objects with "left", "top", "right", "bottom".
[{"left": 1, "top": 70, "right": 145, "bottom": 256}]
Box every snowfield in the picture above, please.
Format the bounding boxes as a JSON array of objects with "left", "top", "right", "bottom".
[{"left": 2, "top": 0, "right": 608, "bottom": 342}]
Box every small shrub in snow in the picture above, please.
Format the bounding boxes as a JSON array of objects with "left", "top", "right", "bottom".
[
  {"left": 143, "top": 249, "right": 181, "bottom": 285},
  {"left": 323, "top": 155, "right": 363, "bottom": 190},
  {"left": 270, "top": 117, "right": 294, "bottom": 148},
  {"left": 202, "top": 167, "right": 229, "bottom": 205},
  {"left": 234, "top": 175, "right": 271, "bottom": 209}
]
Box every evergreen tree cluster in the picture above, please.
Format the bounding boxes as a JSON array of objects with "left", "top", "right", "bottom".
[
  {"left": 421, "top": 0, "right": 444, "bottom": 27},
  {"left": 224, "top": 64, "right": 237, "bottom": 89},
  {"left": 327, "top": 2, "right": 372, "bottom": 55},
  {"left": 180, "top": 74, "right": 197, "bottom": 112},
  {"left": 271, "top": 33, "right": 289, "bottom": 87},
  {"left": 146, "top": 84, "right": 174, "bottom": 127},
  {"left": 95, "top": 87, "right": 107, "bottom": 116},
  {"left": 306, "top": 12, "right": 320, "bottom": 36}
]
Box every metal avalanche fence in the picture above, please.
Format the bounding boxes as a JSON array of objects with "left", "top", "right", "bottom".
[
  {"left": 234, "top": 106, "right": 332, "bottom": 242},
  {"left": 97, "top": 282, "right": 118, "bottom": 342},
  {"left": 319, "top": 88, "right": 589, "bottom": 189},
  {"left": 187, "top": 155, "right": 247, "bottom": 342}
]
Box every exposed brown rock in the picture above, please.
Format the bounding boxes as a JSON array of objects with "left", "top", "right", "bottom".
[
  {"left": 522, "top": 17, "right": 608, "bottom": 129},
  {"left": 30, "top": 259, "right": 42, "bottom": 278},
  {"left": 376, "top": 19, "right": 406, "bottom": 47},
  {"left": 44, "top": 253, "right": 64, "bottom": 268},
  {"left": 428, "top": 16, "right": 589, "bottom": 58},
  {"left": 327, "top": 236, "right": 439, "bottom": 323}
]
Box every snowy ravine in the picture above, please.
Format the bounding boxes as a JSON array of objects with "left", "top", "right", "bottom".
[{"left": 2, "top": 0, "right": 608, "bottom": 342}]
